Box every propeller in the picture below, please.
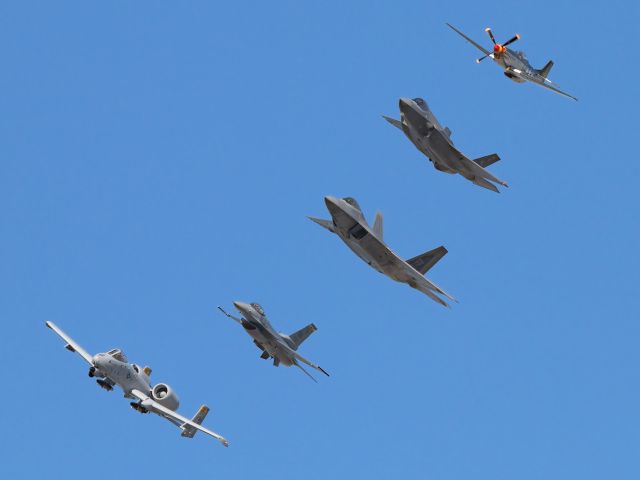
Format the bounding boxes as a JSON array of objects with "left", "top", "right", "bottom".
[{"left": 476, "top": 27, "right": 521, "bottom": 63}]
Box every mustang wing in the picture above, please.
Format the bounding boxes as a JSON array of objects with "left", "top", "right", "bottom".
[
  {"left": 446, "top": 23, "right": 491, "bottom": 56},
  {"left": 508, "top": 68, "right": 578, "bottom": 101},
  {"left": 45, "top": 321, "right": 94, "bottom": 365},
  {"left": 131, "top": 389, "right": 229, "bottom": 447}
]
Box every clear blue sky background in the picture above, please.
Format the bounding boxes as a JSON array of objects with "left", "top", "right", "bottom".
[{"left": 1, "top": 1, "right": 639, "bottom": 478}]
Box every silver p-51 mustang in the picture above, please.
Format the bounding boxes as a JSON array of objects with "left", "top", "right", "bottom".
[
  {"left": 45, "top": 321, "right": 229, "bottom": 446},
  {"left": 447, "top": 23, "right": 577, "bottom": 101}
]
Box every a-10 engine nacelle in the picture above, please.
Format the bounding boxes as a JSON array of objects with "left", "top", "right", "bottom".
[{"left": 151, "top": 383, "right": 180, "bottom": 411}]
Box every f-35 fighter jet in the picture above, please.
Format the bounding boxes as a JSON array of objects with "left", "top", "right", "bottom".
[
  {"left": 384, "top": 97, "right": 508, "bottom": 193},
  {"left": 446, "top": 23, "right": 577, "bottom": 101},
  {"left": 309, "top": 196, "right": 456, "bottom": 307},
  {"left": 218, "top": 302, "right": 329, "bottom": 382},
  {"left": 45, "top": 321, "right": 229, "bottom": 446}
]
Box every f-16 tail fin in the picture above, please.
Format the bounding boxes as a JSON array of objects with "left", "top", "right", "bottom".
[
  {"left": 373, "top": 212, "right": 383, "bottom": 239},
  {"left": 382, "top": 115, "right": 403, "bottom": 130},
  {"left": 537, "top": 60, "right": 554, "bottom": 78},
  {"left": 407, "top": 246, "right": 448, "bottom": 275},
  {"left": 181, "top": 405, "right": 210, "bottom": 438},
  {"left": 289, "top": 323, "right": 317, "bottom": 350},
  {"left": 474, "top": 153, "right": 500, "bottom": 168}
]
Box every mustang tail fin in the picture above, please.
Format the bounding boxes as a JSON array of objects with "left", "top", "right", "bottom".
[
  {"left": 289, "top": 323, "right": 317, "bottom": 350},
  {"left": 406, "top": 246, "right": 448, "bottom": 275},
  {"left": 537, "top": 60, "right": 554, "bottom": 78},
  {"left": 181, "top": 405, "right": 210, "bottom": 438}
]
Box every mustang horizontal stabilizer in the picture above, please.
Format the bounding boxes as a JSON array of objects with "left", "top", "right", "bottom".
[
  {"left": 407, "top": 246, "right": 448, "bottom": 275},
  {"left": 474, "top": 153, "right": 500, "bottom": 168},
  {"left": 181, "top": 405, "right": 210, "bottom": 438},
  {"left": 289, "top": 323, "right": 318, "bottom": 350}
]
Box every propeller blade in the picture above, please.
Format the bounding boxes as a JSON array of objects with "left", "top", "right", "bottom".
[
  {"left": 502, "top": 34, "right": 521, "bottom": 47},
  {"left": 485, "top": 27, "right": 496, "bottom": 44},
  {"left": 476, "top": 53, "right": 491, "bottom": 63}
]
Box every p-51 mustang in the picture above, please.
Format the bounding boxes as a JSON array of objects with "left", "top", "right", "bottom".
[
  {"left": 45, "top": 321, "right": 229, "bottom": 447},
  {"left": 446, "top": 23, "right": 577, "bottom": 101},
  {"left": 218, "top": 302, "right": 329, "bottom": 382}
]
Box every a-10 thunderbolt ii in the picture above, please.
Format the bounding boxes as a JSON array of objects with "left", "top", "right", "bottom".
[
  {"left": 446, "top": 23, "right": 577, "bottom": 101},
  {"left": 45, "top": 321, "right": 229, "bottom": 446},
  {"left": 218, "top": 302, "right": 329, "bottom": 382},
  {"left": 383, "top": 97, "right": 508, "bottom": 193},
  {"left": 309, "top": 196, "right": 456, "bottom": 307}
]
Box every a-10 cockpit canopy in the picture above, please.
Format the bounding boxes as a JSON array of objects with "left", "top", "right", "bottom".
[
  {"left": 107, "top": 348, "right": 128, "bottom": 363},
  {"left": 250, "top": 303, "right": 265, "bottom": 316}
]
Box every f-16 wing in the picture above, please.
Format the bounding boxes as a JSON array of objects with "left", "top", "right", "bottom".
[
  {"left": 130, "top": 389, "right": 229, "bottom": 447},
  {"left": 446, "top": 23, "right": 491, "bottom": 56},
  {"left": 45, "top": 321, "right": 94, "bottom": 365},
  {"left": 292, "top": 352, "right": 330, "bottom": 382},
  {"left": 507, "top": 68, "right": 578, "bottom": 101}
]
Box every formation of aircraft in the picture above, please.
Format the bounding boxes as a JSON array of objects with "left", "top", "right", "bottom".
[
  {"left": 44, "top": 21, "right": 577, "bottom": 447},
  {"left": 308, "top": 196, "right": 456, "bottom": 307},
  {"left": 384, "top": 97, "right": 508, "bottom": 193},
  {"left": 218, "top": 302, "right": 329, "bottom": 382},
  {"left": 446, "top": 23, "right": 578, "bottom": 101},
  {"left": 45, "top": 321, "right": 229, "bottom": 447}
]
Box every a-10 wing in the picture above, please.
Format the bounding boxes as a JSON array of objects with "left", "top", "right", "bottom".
[
  {"left": 45, "top": 321, "right": 94, "bottom": 365},
  {"left": 130, "top": 389, "right": 229, "bottom": 447}
]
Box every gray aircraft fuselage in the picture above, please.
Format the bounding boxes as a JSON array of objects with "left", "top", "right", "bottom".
[
  {"left": 310, "top": 196, "right": 455, "bottom": 307},
  {"left": 232, "top": 301, "right": 298, "bottom": 367},
  {"left": 387, "top": 98, "right": 508, "bottom": 192}
]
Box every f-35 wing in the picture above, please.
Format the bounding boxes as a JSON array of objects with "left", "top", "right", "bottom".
[
  {"left": 446, "top": 23, "right": 491, "bottom": 56},
  {"left": 45, "top": 321, "right": 94, "bottom": 365},
  {"left": 130, "top": 389, "right": 229, "bottom": 447},
  {"left": 507, "top": 68, "right": 578, "bottom": 101}
]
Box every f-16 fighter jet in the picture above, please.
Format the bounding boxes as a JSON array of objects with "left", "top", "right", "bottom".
[
  {"left": 45, "top": 321, "right": 229, "bottom": 446},
  {"left": 309, "top": 196, "right": 456, "bottom": 307},
  {"left": 384, "top": 97, "right": 508, "bottom": 193},
  {"left": 446, "top": 23, "right": 577, "bottom": 101},
  {"left": 218, "top": 302, "right": 329, "bottom": 382}
]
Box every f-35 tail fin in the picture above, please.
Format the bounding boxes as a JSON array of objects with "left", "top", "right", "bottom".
[
  {"left": 289, "top": 323, "right": 317, "bottom": 350},
  {"left": 181, "top": 405, "right": 210, "bottom": 438},
  {"left": 537, "top": 60, "right": 554, "bottom": 78},
  {"left": 406, "top": 246, "right": 448, "bottom": 275}
]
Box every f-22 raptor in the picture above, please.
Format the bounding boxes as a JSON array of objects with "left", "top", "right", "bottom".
[
  {"left": 446, "top": 23, "right": 577, "bottom": 101},
  {"left": 309, "top": 196, "right": 456, "bottom": 307},
  {"left": 218, "top": 302, "right": 329, "bottom": 382},
  {"left": 384, "top": 97, "right": 508, "bottom": 193}
]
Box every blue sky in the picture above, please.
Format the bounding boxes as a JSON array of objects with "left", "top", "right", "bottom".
[{"left": 2, "top": 1, "right": 639, "bottom": 478}]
